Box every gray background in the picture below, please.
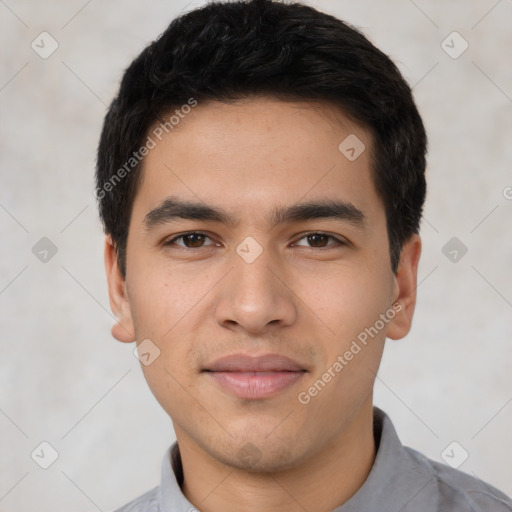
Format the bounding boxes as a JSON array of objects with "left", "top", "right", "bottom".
[{"left": 1, "top": 0, "right": 511, "bottom": 510}]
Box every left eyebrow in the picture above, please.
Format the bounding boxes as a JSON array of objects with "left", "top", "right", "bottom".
[
  {"left": 143, "top": 196, "right": 367, "bottom": 231},
  {"left": 268, "top": 200, "right": 367, "bottom": 229}
]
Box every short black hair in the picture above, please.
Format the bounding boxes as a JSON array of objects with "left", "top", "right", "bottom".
[{"left": 96, "top": 0, "right": 427, "bottom": 277}]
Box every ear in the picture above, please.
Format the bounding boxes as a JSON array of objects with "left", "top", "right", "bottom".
[
  {"left": 104, "top": 235, "right": 136, "bottom": 343},
  {"left": 386, "top": 234, "right": 422, "bottom": 340}
]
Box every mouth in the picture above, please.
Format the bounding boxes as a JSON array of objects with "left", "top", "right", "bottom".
[{"left": 202, "top": 353, "right": 308, "bottom": 400}]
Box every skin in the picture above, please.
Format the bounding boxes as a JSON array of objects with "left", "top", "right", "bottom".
[{"left": 105, "top": 96, "right": 421, "bottom": 512}]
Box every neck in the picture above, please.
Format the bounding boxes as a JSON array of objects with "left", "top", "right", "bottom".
[{"left": 175, "top": 400, "right": 376, "bottom": 512}]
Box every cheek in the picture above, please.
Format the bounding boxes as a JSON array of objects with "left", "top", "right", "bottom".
[
  {"left": 127, "top": 260, "right": 214, "bottom": 340},
  {"left": 295, "top": 265, "right": 390, "bottom": 419},
  {"left": 139, "top": 360, "right": 189, "bottom": 425},
  {"left": 127, "top": 262, "right": 210, "bottom": 385},
  {"left": 293, "top": 261, "right": 393, "bottom": 346}
]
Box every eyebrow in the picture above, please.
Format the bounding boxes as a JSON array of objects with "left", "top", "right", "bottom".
[{"left": 143, "top": 195, "right": 367, "bottom": 230}]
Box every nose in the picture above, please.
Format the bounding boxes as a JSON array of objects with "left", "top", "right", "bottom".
[{"left": 214, "top": 245, "right": 298, "bottom": 335}]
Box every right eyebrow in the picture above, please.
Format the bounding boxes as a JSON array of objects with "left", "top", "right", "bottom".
[{"left": 144, "top": 196, "right": 233, "bottom": 230}]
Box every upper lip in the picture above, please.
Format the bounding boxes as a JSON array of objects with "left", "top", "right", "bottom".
[{"left": 203, "top": 353, "right": 306, "bottom": 372}]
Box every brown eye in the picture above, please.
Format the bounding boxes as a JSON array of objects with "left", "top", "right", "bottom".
[
  {"left": 182, "top": 233, "right": 207, "bottom": 247},
  {"left": 306, "top": 234, "right": 329, "bottom": 247},
  {"left": 293, "top": 233, "right": 344, "bottom": 248},
  {"left": 165, "top": 232, "right": 215, "bottom": 248}
]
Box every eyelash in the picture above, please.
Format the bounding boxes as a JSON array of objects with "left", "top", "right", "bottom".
[{"left": 163, "top": 231, "right": 346, "bottom": 250}]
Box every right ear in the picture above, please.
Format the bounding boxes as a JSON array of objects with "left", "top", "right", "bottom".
[{"left": 104, "top": 235, "right": 136, "bottom": 343}]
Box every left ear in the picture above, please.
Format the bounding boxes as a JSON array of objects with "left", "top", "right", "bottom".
[{"left": 386, "top": 234, "right": 422, "bottom": 340}]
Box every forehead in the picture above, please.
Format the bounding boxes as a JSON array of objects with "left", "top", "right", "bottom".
[{"left": 132, "top": 97, "right": 382, "bottom": 227}]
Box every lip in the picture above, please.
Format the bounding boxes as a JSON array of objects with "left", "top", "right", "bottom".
[
  {"left": 204, "top": 353, "right": 305, "bottom": 372},
  {"left": 203, "top": 353, "right": 307, "bottom": 399}
]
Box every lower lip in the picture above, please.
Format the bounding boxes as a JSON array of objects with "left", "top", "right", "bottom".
[{"left": 205, "top": 371, "right": 305, "bottom": 399}]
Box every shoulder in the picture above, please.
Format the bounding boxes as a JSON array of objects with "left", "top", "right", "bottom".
[
  {"left": 405, "top": 446, "right": 512, "bottom": 511},
  {"left": 111, "top": 485, "right": 160, "bottom": 512}
]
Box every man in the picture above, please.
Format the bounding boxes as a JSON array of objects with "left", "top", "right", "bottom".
[{"left": 95, "top": 0, "right": 512, "bottom": 510}]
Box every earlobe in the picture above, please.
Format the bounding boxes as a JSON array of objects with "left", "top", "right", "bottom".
[
  {"left": 386, "top": 234, "right": 422, "bottom": 341},
  {"left": 104, "top": 236, "right": 136, "bottom": 343}
]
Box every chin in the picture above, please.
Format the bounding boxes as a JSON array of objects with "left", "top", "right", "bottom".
[{"left": 213, "top": 439, "right": 307, "bottom": 474}]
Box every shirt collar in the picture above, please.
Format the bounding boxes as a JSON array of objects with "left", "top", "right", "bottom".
[
  {"left": 158, "top": 407, "right": 438, "bottom": 512},
  {"left": 333, "top": 407, "right": 438, "bottom": 511}
]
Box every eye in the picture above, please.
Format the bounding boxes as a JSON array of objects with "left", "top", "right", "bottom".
[
  {"left": 164, "top": 232, "right": 217, "bottom": 249},
  {"left": 292, "top": 232, "right": 345, "bottom": 248}
]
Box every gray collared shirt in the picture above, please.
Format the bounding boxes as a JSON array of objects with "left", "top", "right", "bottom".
[{"left": 113, "top": 407, "right": 512, "bottom": 511}]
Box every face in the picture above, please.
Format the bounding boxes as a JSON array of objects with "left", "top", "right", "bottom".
[{"left": 105, "top": 97, "right": 421, "bottom": 472}]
